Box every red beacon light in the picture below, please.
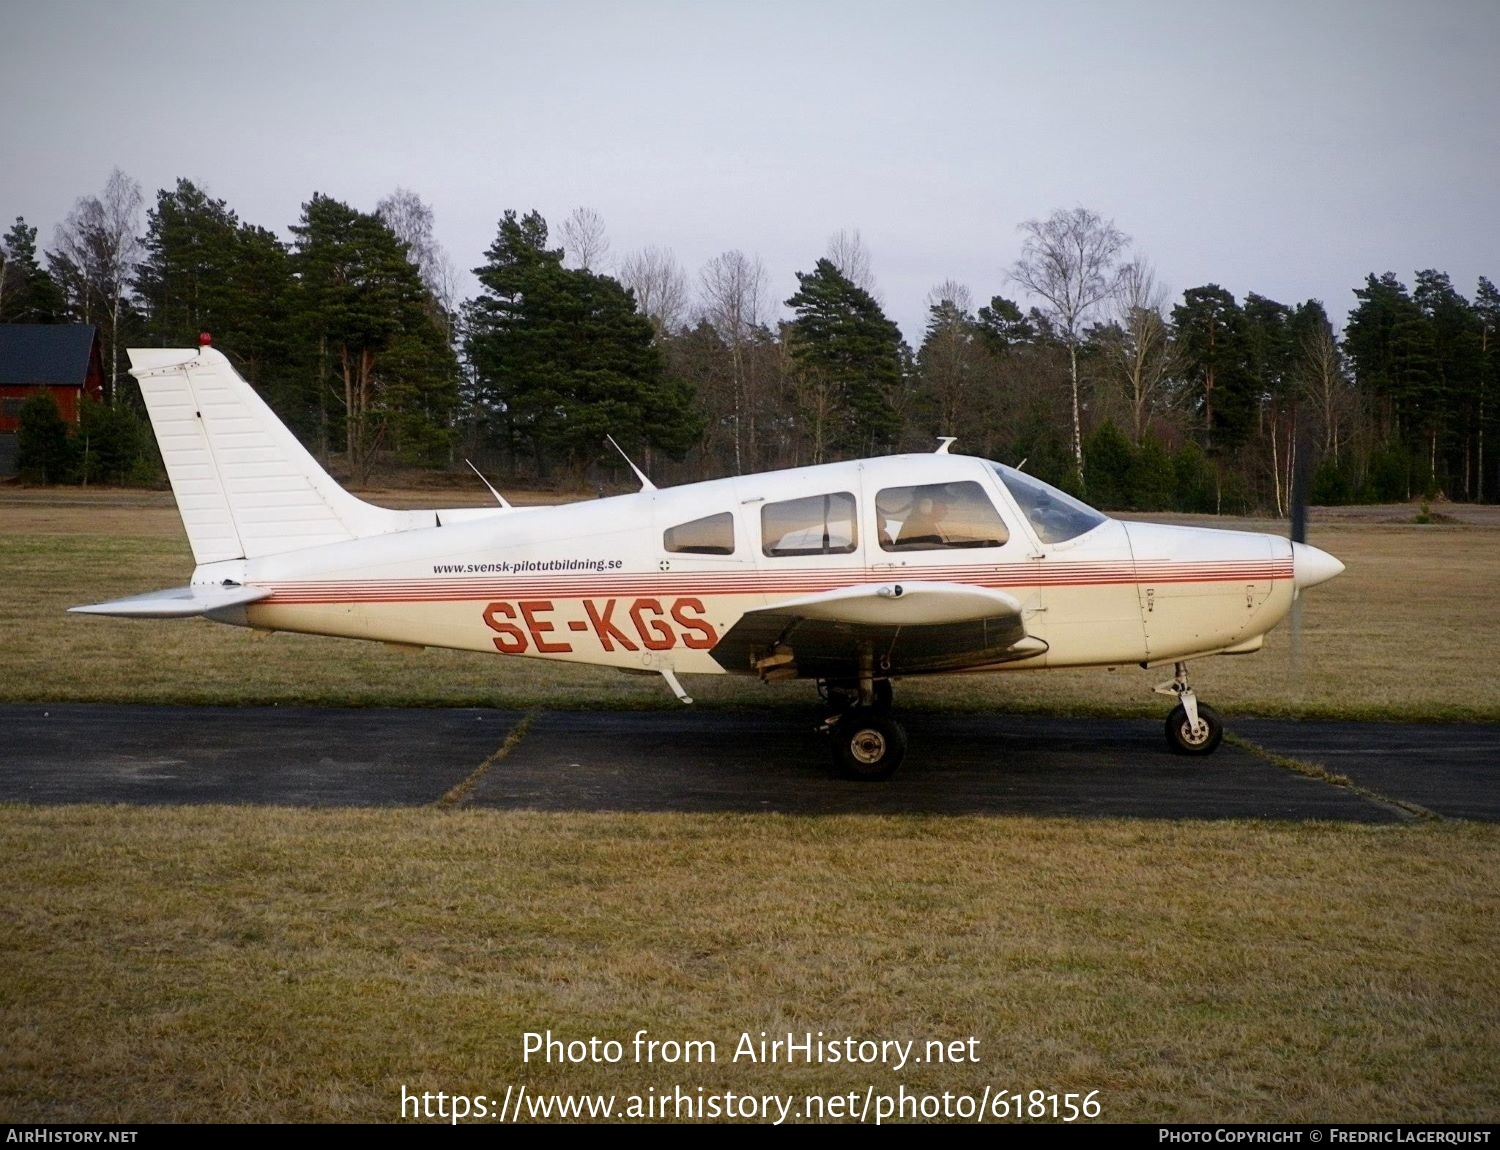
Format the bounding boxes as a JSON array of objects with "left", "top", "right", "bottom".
[{"left": 198, "top": 332, "right": 212, "bottom": 347}]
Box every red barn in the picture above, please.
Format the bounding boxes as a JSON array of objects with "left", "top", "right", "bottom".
[{"left": 0, "top": 324, "right": 105, "bottom": 433}]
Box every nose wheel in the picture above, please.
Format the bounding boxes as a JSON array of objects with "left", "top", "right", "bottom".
[
  {"left": 1165, "top": 700, "right": 1223, "bottom": 755},
  {"left": 1154, "top": 662, "right": 1224, "bottom": 755}
]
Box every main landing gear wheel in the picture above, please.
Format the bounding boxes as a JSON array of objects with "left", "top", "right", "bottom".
[
  {"left": 1165, "top": 702, "right": 1223, "bottom": 756},
  {"left": 833, "top": 707, "right": 908, "bottom": 781}
]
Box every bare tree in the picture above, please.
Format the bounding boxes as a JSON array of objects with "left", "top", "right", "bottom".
[
  {"left": 1009, "top": 207, "right": 1129, "bottom": 486},
  {"left": 925, "top": 279, "right": 973, "bottom": 314},
  {"left": 618, "top": 245, "right": 688, "bottom": 335},
  {"left": 1297, "top": 318, "right": 1352, "bottom": 461},
  {"left": 1110, "top": 260, "right": 1176, "bottom": 444},
  {"left": 559, "top": 206, "right": 610, "bottom": 272},
  {"left": 376, "top": 187, "right": 458, "bottom": 323},
  {"left": 50, "top": 169, "right": 143, "bottom": 401},
  {"left": 826, "top": 227, "right": 879, "bottom": 299},
  {"left": 699, "top": 250, "right": 768, "bottom": 473}
]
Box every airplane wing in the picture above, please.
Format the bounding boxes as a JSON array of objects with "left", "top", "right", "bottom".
[
  {"left": 69, "top": 584, "right": 271, "bottom": 620},
  {"left": 709, "top": 580, "right": 1046, "bottom": 680}
]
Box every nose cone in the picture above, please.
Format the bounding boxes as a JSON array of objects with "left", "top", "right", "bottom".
[{"left": 1292, "top": 543, "right": 1345, "bottom": 591}]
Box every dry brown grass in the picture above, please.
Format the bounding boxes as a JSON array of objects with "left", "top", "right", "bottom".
[
  {"left": 4, "top": 491, "right": 1498, "bottom": 718},
  {"left": 2, "top": 807, "right": 1495, "bottom": 1123}
]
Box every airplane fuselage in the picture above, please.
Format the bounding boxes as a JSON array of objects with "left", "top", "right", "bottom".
[{"left": 193, "top": 453, "right": 1299, "bottom": 678}]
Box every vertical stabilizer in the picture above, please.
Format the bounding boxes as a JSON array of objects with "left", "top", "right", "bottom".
[{"left": 129, "top": 347, "right": 434, "bottom": 563}]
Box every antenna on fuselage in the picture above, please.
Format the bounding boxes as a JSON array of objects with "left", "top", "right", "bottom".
[
  {"left": 465, "top": 460, "right": 512, "bottom": 509},
  {"left": 935, "top": 437, "right": 958, "bottom": 454},
  {"left": 606, "top": 435, "right": 657, "bottom": 492}
]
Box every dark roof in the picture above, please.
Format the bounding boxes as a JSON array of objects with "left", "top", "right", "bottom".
[{"left": 0, "top": 324, "right": 100, "bottom": 387}]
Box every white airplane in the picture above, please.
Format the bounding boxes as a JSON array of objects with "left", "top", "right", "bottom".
[{"left": 73, "top": 344, "right": 1344, "bottom": 779}]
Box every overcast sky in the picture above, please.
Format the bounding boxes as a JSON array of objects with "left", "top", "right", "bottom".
[{"left": 2, "top": 0, "right": 1495, "bottom": 341}]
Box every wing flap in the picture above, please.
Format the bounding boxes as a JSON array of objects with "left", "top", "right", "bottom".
[{"left": 69, "top": 584, "right": 271, "bottom": 619}]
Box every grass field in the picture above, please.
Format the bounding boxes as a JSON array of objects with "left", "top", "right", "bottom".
[
  {"left": 2, "top": 489, "right": 1497, "bottom": 1123},
  {"left": 4, "top": 809, "right": 1496, "bottom": 1123}
]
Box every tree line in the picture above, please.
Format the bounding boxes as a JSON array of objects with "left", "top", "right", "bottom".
[{"left": 3, "top": 169, "right": 1496, "bottom": 509}]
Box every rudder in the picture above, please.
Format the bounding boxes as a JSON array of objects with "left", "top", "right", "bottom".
[{"left": 129, "top": 347, "right": 433, "bottom": 563}]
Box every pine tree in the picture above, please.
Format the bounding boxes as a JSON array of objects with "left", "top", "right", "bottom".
[
  {"left": 1128, "top": 435, "right": 1177, "bottom": 511},
  {"left": 1083, "top": 420, "right": 1135, "bottom": 509},
  {"left": 784, "top": 258, "right": 904, "bottom": 458},
  {"left": 1173, "top": 285, "right": 1252, "bottom": 450},
  {"left": 15, "top": 392, "right": 75, "bottom": 483},
  {"left": 1346, "top": 273, "right": 1440, "bottom": 496},
  {"left": 1474, "top": 277, "right": 1499, "bottom": 501},
  {"left": 1414, "top": 270, "right": 1484, "bottom": 496},
  {"left": 292, "top": 194, "right": 458, "bottom": 479},
  {"left": 0, "top": 217, "right": 65, "bottom": 322},
  {"left": 914, "top": 297, "right": 985, "bottom": 440},
  {"left": 465, "top": 210, "right": 697, "bottom": 479},
  {"left": 974, "top": 296, "right": 1036, "bottom": 353},
  {"left": 135, "top": 179, "right": 241, "bottom": 346}
]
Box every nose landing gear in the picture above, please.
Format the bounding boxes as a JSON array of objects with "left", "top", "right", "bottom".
[{"left": 1154, "top": 662, "right": 1224, "bottom": 755}]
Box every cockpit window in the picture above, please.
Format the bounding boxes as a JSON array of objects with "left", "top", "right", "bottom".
[
  {"left": 762, "top": 492, "right": 858, "bottom": 557},
  {"left": 664, "top": 512, "right": 735, "bottom": 555},
  {"left": 876, "top": 482, "right": 1009, "bottom": 551},
  {"left": 992, "top": 464, "right": 1108, "bottom": 544}
]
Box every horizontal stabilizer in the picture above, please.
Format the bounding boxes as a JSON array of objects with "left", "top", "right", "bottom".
[{"left": 70, "top": 584, "right": 271, "bottom": 619}]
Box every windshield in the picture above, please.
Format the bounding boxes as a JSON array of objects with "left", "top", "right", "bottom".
[{"left": 991, "top": 464, "right": 1108, "bottom": 544}]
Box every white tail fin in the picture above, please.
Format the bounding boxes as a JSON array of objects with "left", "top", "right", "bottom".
[{"left": 129, "top": 347, "right": 435, "bottom": 563}]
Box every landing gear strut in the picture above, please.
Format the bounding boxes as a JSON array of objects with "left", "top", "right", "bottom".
[
  {"left": 819, "top": 646, "right": 906, "bottom": 780},
  {"left": 1153, "top": 661, "right": 1224, "bottom": 755}
]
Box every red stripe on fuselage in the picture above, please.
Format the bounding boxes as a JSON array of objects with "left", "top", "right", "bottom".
[{"left": 255, "top": 561, "right": 1294, "bottom": 606}]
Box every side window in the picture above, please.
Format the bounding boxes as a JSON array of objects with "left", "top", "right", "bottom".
[
  {"left": 876, "top": 481, "right": 1009, "bottom": 551},
  {"left": 762, "top": 492, "right": 858, "bottom": 557},
  {"left": 664, "top": 512, "right": 735, "bottom": 555}
]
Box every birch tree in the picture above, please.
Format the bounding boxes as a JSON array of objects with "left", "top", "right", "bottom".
[
  {"left": 49, "top": 169, "right": 144, "bottom": 401},
  {"left": 619, "top": 245, "right": 688, "bottom": 336},
  {"left": 1009, "top": 207, "right": 1128, "bottom": 488},
  {"left": 699, "top": 250, "right": 767, "bottom": 473},
  {"left": 826, "top": 227, "right": 879, "bottom": 299},
  {"left": 559, "top": 206, "right": 610, "bottom": 272},
  {"left": 376, "top": 187, "right": 458, "bottom": 325},
  {"left": 1110, "top": 260, "right": 1175, "bottom": 444}
]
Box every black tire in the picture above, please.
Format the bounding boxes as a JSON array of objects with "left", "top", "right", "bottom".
[
  {"left": 1165, "top": 702, "right": 1224, "bottom": 756},
  {"left": 833, "top": 707, "right": 908, "bottom": 780}
]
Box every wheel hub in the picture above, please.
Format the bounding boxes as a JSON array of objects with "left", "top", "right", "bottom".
[
  {"left": 849, "top": 728, "right": 887, "bottom": 764},
  {"left": 1181, "top": 719, "right": 1210, "bottom": 745}
]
